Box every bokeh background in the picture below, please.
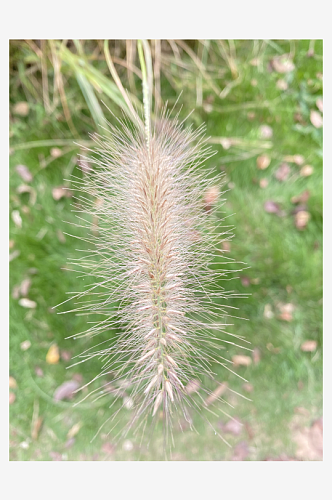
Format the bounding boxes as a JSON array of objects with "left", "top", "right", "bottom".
[{"left": 9, "top": 40, "right": 322, "bottom": 461}]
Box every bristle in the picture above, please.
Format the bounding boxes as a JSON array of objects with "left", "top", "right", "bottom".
[{"left": 63, "top": 107, "right": 247, "bottom": 449}]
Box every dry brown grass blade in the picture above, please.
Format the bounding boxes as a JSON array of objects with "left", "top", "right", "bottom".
[
  {"left": 49, "top": 40, "right": 79, "bottom": 137},
  {"left": 104, "top": 40, "right": 141, "bottom": 125},
  {"left": 126, "top": 40, "right": 137, "bottom": 93}
]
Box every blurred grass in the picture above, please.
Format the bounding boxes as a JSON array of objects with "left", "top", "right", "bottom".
[{"left": 9, "top": 39, "right": 322, "bottom": 461}]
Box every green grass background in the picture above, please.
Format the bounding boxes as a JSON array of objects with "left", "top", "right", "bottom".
[{"left": 9, "top": 39, "right": 322, "bottom": 461}]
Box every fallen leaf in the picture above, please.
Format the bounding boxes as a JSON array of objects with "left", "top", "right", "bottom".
[
  {"left": 257, "top": 155, "right": 271, "bottom": 170},
  {"left": 310, "top": 110, "right": 323, "bottom": 128},
  {"left": 316, "top": 98, "right": 323, "bottom": 113},
  {"left": 259, "top": 125, "right": 273, "bottom": 139},
  {"left": 204, "top": 382, "right": 228, "bottom": 406},
  {"left": 232, "top": 441, "right": 250, "bottom": 461},
  {"left": 223, "top": 418, "right": 243, "bottom": 436},
  {"left": 54, "top": 380, "right": 79, "bottom": 401},
  {"left": 293, "top": 417, "right": 322, "bottom": 460},
  {"left": 264, "top": 304, "right": 274, "bottom": 319},
  {"left": 300, "top": 165, "right": 313, "bottom": 177},
  {"left": 259, "top": 178, "right": 269, "bottom": 189},
  {"left": 266, "top": 343, "right": 280, "bottom": 354},
  {"left": 32, "top": 417, "right": 43, "bottom": 440},
  {"left": 275, "top": 163, "right": 290, "bottom": 182},
  {"left": 295, "top": 210, "right": 310, "bottom": 230},
  {"left": 9, "top": 250, "right": 20, "bottom": 262},
  {"left": 264, "top": 200, "right": 280, "bottom": 214},
  {"left": 271, "top": 55, "right": 295, "bottom": 73},
  {"left": 9, "top": 240, "right": 15, "bottom": 249},
  {"left": 9, "top": 392, "right": 16, "bottom": 404},
  {"left": 15, "top": 164, "right": 33, "bottom": 182},
  {"left": 293, "top": 155, "right": 305, "bottom": 166},
  {"left": 67, "top": 422, "right": 82, "bottom": 439},
  {"left": 301, "top": 340, "right": 317, "bottom": 352},
  {"left": 232, "top": 355, "right": 252, "bottom": 367},
  {"left": 13, "top": 101, "right": 30, "bottom": 116},
  {"left": 56, "top": 229, "right": 66, "bottom": 243},
  {"left": 242, "top": 383, "right": 254, "bottom": 393},
  {"left": 65, "top": 438, "right": 76, "bottom": 449},
  {"left": 60, "top": 350, "right": 71, "bottom": 362},
  {"left": 278, "top": 312, "right": 293, "bottom": 322},
  {"left": 9, "top": 376, "right": 17, "bottom": 389},
  {"left": 252, "top": 347, "right": 261, "bottom": 364},
  {"left": 52, "top": 186, "right": 72, "bottom": 201},
  {"left": 20, "top": 278, "right": 31, "bottom": 297},
  {"left": 102, "top": 442, "right": 115, "bottom": 454},
  {"left": 34, "top": 366, "right": 44, "bottom": 377},
  {"left": 46, "top": 344, "right": 60, "bottom": 364},
  {"left": 291, "top": 190, "right": 310, "bottom": 204},
  {"left": 11, "top": 210, "right": 22, "bottom": 228},
  {"left": 276, "top": 79, "right": 288, "bottom": 90},
  {"left": 20, "top": 340, "right": 31, "bottom": 351},
  {"left": 19, "top": 298, "right": 36, "bottom": 308},
  {"left": 241, "top": 276, "right": 250, "bottom": 287},
  {"left": 50, "top": 147, "right": 62, "bottom": 158}
]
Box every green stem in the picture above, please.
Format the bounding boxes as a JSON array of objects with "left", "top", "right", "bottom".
[{"left": 137, "top": 40, "right": 151, "bottom": 148}]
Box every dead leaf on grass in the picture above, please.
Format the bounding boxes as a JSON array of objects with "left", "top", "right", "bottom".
[
  {"left": 295, "top": 210, "right": 310, "bottom": 230},
  {"left": 283, "top": 154, "right": 304, "bottom": 166},
  {"left": 12, "top": 210, "right": 22, "bottom": 228},
  {"left": 20, "top": 340, "right": 31, "bottom": 351},
  {"left": 13, "top": 101, "right": 30, "bottom": 116},
  {"left": 276, "top": 79, "right": 288, "bottom": 90},
  {"left": 19, "top": 298, "right": 36, "bottom": 308},
  {"left": 20, "top": 278, "right": 31, "bottom": 297},
  {"left": 242, "top": 383, "right": 254, "bottom": 393},
  {"left": 9, "top": 392, "right": 16, "bottom": 404},
  {"left": 223, "top": 418, "right": 243, "bottom": 436},
  {"left": 32, "top": 417, "right": 43, "bottom": 440},
  {"left": 257, "top": 155, "right": 271, "bottom": 170},
  {"left": 293, "top": 417, "right": 322, "bottom": 460},
  {"left": 264, "top": 200, "right": 281, "bottom": 214},
  {"left": 300, "top": 165, "right": 314, "bottom": 177},
  {"left": 310, "top": 110, "right": 323, "bottom": 128},
  {"left": 54, "top": 380, "right": 79, "bottom": 401},
  {"left": 50, "top": 148, "right": 62, "bottom": 158},
  {"left": 275, "top": 163, "right": 290, "bottom": 182},
  {"left": 316, "top": 98, "right": 323, "bottom": 113},
  {"left": 15, "top": 164, "right": 33, "bottom": 182},
  {"left": 221, "top": 241, "right": 231, "bottom": 252},
  {"left": 232, "top": 441, "right": 250, "bottom": 461},
  {"left": 259, "top": 125, "right": 273, "bottom": 139},
  {"left": 259, "top": 178, "right": 269, "bottom": 189},
  {"left": 291, "top": 190, "right": 310, "bottom": 204},
  {"left": 263, "top": 304, "right": 274, "bottom": 319},
  {"left": 52, "top": 186, "right": 72, "bottom": 201},
  {"left": 301, "top": 340, "right": 317, "bottom": 352},
  {"left": 67, "top": 422, "right": 82, "bottom": 439},
  {"left": 204, "top": 382, "right": 228, "bottom": 406},
  {"left": 9, "top": 376, "right": 17, "bottom": 389},
  {"left": 46, "top": 344, "right": 60, "bottom": 364},
  {"left": 232, "top": 355, "right": 252, "bottom": 367},
  {"left": 271, "top": 55, "right": 295, "bottom": 73},
  {"left": 252, "top": 347, "right": 261, "bottom": 364}
]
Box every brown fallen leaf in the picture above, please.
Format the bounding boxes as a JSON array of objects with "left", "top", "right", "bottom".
[
  {"left": 275, "top": 163, "right": 290, "bottom": 182},
  {"left": 20, "top": 278, "right": 31, "bottom": 297},
  {"left": 52, "top": 186, "right": 72, "bottom": 201},
  {"left": 9, "top": 376, "right": 17, "bottom": 389},
  {"left": 12, "top": 210, "right": 22, "bottom": 228},
  {"left": 259, "top": 178, "right": 269, "bottom": 189},
  {"left": 252, "top": 347, "right": 261, "bottom": 364},
  {"left": 264, "top": 200, "right": 281, "bottom": 214},
  {"left": 291, "top": 190, "right": 310, "bottom": 204},
  {"left": 67, "top": 422, "right": 82, "bottom": 439},
  {"left": 50, "top": 147, "right": 62, "bottom": 158},
  {"left": 264, "top": 304, "right": 274, "bottom": 319},
  {"left": 232, "top": 441, "right": 250, "bottom": 461},
  {"left": 242, "top": 383, "right": 254, "bottom": 393},
  {"left": 310, "top": 110, "right": 323, "bottom": 128},
  {"left": 284, "top": 154, "right": 305, "bottom": 166},
  {"left": 257, "top": 155, "right": 271, "bottom": 170},
  {"left": 20, "top": 340, "right": 31, "bottom": 351},
  {"left": 259, "top": 125, "right": 273, "bottom": 139},
  {"left": 232, "top": 355, "right": 252, "bottom": 367},
  {"left": 32, "top": 417, "right": 43, "bottom": 440},
  {"left": 300, "top": 165, "right": 313, "bottom": 177},
  {"left": 295, "top": 210, "right": 310, "bottom": 230},
  {"left": 316, "top": 98, "right": 323, "bottom": 113},
  {"left": 301, "top": 340, "right": 317, "bottom": 352},
  {"left": 293, "top": 417, "right": 322, "bottom": 460},
  {"left": 204, "top": 382, "right": 228, "bottom": 406},
  {"left": 276, "top": 79, "right": 288, "bottom": 90},
  {"left": 271, "top": 55, "right": 295, "bottom": 73},
  {"left": 13, "top": 101, "right": 30, "bottom": 116},
  {"left": 15, "top": 164, "right": 33, "bottom": 182},
  {"left": 9, "top": 392, "right": 16, "bottom": 404},
  {"left": 19, "top": 298, "right": 36, "bottom": 308},
  {"left": 222, "top": 418, "right": 243, "bottom": 436},
  {"left": 54, "top": 380, "right": 79, "bottom": 401},
  {"left": 278, "top": 312, "right": 293, "bottom": 322},
  {"left": 46, "top": 344, "right": 60, "bottom": 364}
]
